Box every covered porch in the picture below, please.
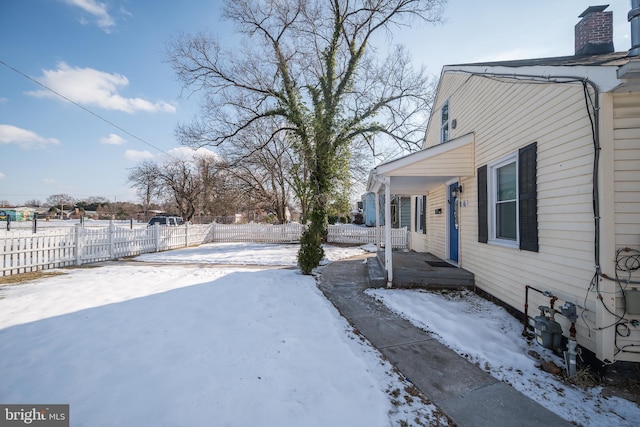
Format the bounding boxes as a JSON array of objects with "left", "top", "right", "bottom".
[
  {"left": 366, "top": 132, "right": 476, "bottom": 286},
  {"left": 368, "top": 251, "right": 475, "bottom": 289}
]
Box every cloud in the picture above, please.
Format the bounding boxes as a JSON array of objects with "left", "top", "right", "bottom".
[
  {"left": 62, "top": 0, "right": 115, "bottom": 33},
  {"left": 0, "top": 124, "right": 60, "bottom": 149},
  {"left": 124, "top": 150, "right": 154, "bottom": 161},
  {"left": 0, "top": 97, "right": 7, "bottom": 103},
  {"left": 27, "top": 62, "right": 177, "bottom": 114},
  {"left": 0, "top": 172, "right": 5, "bottom": 180},
  {"left": 118, "top": 6, "right": 133, "bottom": 18},
  {"left": 100, "top": 133, "right": 126, "bottom": 145},
  {"left": 166, "top": 146, "right": 221, "bottom": 161},
  {"left": 472, "top": 47, "right": 552, "bottom": 64},
  {"left": 43, "top": 178, "right": 56, "bottom": 185}
]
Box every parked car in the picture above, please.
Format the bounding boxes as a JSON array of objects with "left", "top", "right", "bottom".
[{"left": 147, "top": 216, "right": 184, "bottom": 227}]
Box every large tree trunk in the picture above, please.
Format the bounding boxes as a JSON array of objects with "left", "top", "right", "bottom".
[{"left": 298, "top": 142, "right": 334, "bottom": 274}]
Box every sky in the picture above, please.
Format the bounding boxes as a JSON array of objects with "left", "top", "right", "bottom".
[
  {"left": 0, "top": 241, "right": 638, "bottom": 425},
  {"left": 0, "top": 0, "right": 635, "bottom": 206}
]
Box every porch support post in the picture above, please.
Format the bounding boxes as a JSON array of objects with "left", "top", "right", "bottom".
[
  {"left": 374, "top": 191, "right": 381, "bottom": 251},
  {"left": 384, "top": 176, "right": 393, "bottom": 287}
]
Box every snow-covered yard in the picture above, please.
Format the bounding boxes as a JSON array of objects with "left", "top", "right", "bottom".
[
  {"left": 1, "top": 242, "right": 639, "bottom": 426},
  {"left": 366, "top": 288, "right": 640, "bottom": 426},
  {"left": 0, "top": 243, "right": 446, "bottom": 426}
]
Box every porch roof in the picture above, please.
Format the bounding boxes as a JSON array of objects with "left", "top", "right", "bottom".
[{"left": 367, "top": 132, "right": 475, "bottom": 194}]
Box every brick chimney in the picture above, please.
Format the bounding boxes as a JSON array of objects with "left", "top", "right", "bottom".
[{"left": 575, "top": 5, "right": 614, "bottom": 56}]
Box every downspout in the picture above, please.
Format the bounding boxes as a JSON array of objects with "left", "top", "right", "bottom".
[
  {"left": 385, "top": 176, "right": 393, "bottom": 287},
  {"left": 584, "top": 78, "right": 603, "bottom": 279},
  {"left": 583, "top": 76, "right": 640, "bottom": 286}
]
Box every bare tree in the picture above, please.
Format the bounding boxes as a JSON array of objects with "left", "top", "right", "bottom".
[
  {"left": 83, "top": 196, "right": 111, "bottom": 205},
  {"left": 168, "top": 0, "right": 444, "bottom": 272},
  {"left": 195, "top": 153, "right": 243, "bottom": 219},
  {"left": 23, "top": 199, "right": 42, "bottom": 207},
  {"left": 157, "top": 158, "right": 202, "bottom": 221},
  {"left": 128, "top": 161, "right": 163, "bottom": 221},
  {"left": 45, "top": 194, "right": 76, "bottom": 217},
  {"left": 218, "top": 119, "right": 299, "bottom": 224}
]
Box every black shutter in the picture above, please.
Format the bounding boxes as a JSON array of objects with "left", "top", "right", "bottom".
[
  {"left": 477, "top": 165, "right": 488, "bottom": 243},
  {"left": 519, "top": 142, "right": 538, "bottom": 252},
  {"left": 421, "top": 195, "right": 427, "bottom": 234},
  {"left": 414, "top": 197, "right": 418, "bottom": 232}
]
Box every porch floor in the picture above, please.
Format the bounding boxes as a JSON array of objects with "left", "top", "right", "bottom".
[{"left": 370, "top": 251, "right": 475, "bottom": 289}]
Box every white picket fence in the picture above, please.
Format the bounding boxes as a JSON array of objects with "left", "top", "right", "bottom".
[
  {"left": 0, "top": 223, "right": 213, "bottom": 276},
  {"left": 209, "top": 222, "right": 305, "bottom": 243},
  {"left": 327, "top": 224, "right": 408, "bottom": 248},
  {"left": 1, "top": 222, "right": 407, "bottom": 276}
]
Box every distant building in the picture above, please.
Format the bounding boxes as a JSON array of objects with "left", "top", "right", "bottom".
[{"left": 0, "top": 207, "right": 36, "bottom": 221}]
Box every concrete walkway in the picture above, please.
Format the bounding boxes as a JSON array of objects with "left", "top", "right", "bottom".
[{"left": 318, "top": 254, "right": 573, "bottom": 427}]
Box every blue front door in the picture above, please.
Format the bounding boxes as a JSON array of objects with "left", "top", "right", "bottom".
[{"left": 448, "top": 183, "right": 459, "bottom": 263}]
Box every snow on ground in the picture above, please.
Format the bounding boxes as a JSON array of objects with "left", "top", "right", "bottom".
[
  {"left": 134, "top": 241, "right": 374, "bottom": 266},
  {"left": 366, "top": 288, "right": 640, "bottom": 427},
  {"left": 0, "top": 243, "right": 447, "bottom": 427},
  {"left": 2, "top": 241, "right": 639, "bottom": 426}
]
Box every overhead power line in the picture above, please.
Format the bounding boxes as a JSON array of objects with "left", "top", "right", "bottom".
[{"left": 0, "top": 58, "right": 173, "bottom": 157}]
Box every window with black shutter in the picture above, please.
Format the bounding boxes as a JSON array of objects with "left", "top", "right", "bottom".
[
  {"left": 518, "top": 142, "right": 538, "bottom": 252},
  {"left": 478, "top": 165, "right": 488, "bottom": 243},
  {"left": 477, "top": 142, "right": 537, "bottom": 251},
  {"left": 421, "top": 195, "right": 427, "bottom": 234},
  {"left": 415, "top": 195, "right": 426, "bottom": 234}
]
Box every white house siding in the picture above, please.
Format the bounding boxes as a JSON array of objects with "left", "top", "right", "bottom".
[
  {"left": 409, "top": 229, "right": 428, "bottom": 252},
  {"left": 458, "top": 176, "right": 476, "bottom": 266},
  {"left": 422, "top": 72, "right": 618, "bottom": 360},
  {"left": 609, "top": 92, "right": 640, "bottom": 361},
  {"left": 409, "top": 196, "right": 428, "bottom": 252},
  {"left": 614, "top": 92, "right": 640, "bottom": 250},
  {"left": 426, "top": 189, "right": 446, "bottom": 260},
  {"left": 424, "top": 73, "right": 471, "bottom": 149}
]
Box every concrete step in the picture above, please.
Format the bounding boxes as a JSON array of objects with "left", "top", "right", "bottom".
[{"left": 366, "top": 255, "right": 386, "bottom": 288}]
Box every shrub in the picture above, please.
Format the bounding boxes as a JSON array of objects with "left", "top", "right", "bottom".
[
  {"left": 297, "top": 210, "right": 326, "bottom": 275},
  {"left": 298, "top": 227, "right": 325, "bottom": 274}
]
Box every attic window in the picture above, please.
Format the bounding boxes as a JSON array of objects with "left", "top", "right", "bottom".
[{"left": 440, "top": 100, "right": 449, "bottom": 143}]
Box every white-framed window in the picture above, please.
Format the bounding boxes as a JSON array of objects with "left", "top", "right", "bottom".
[
  {"left": 440, "top": 100, "right": 449, "bottom": 143},
  {"left": 478, "top": 142, "right": 538, "bottom": 252},
  {"left": 489, "top": 153, "right": 518, "bottom": 246}
]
